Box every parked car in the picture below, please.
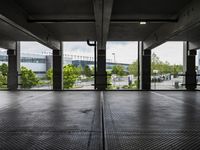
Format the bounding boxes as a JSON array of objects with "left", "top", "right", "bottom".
[{"left": 151, "top": 75, "right": 164, "bottom": 82}]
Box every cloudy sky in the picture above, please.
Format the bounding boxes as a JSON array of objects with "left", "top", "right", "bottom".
[{"left": 0, "top": 41, "right": 186, "bottom": 65}]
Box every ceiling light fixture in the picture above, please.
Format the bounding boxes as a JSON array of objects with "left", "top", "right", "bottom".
[{"left": 140, "top": 21, "right": 147, "bottom": 25}]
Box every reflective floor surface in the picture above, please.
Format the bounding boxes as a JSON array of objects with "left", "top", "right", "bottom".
[{"left": 0, "top": 91, "right": 200, "bottom": 149}]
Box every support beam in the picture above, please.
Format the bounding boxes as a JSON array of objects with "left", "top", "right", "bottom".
[
  {"left": 93, "top": 0, "right": 113, "bottom": 49},
  {"left": 184, "top": 42, "right": 197, "bottom": 90},
  {"left": 28, "top": 14, "right": 95, "bottom": 23},
  {"left": 0, "top": 38, "right": 16, "bottom": 50},
  {"left": 53, "top": 44, "right": 63, "bottom": 90},
  {"left": 7, "top": 42, "right": 20, "bottom": 90},
  {"left": 143, "top": 0, "right": 200, "bottom": 50},
  {"left": 0, "top": 0, "right": 60, "bottom": 50},
  {"left": 96, "top": 47, "right": 107, "bottom": 90},
  {"left": 28, "top": 14, "right": 177, "bottom": 24},
  {"left": 93, "top": 0, "right": 113, "bottom": 90},
  {"left": 28, "top": 19, "right": 178, "bottom": 24},
  {"left": 188, "top": 41, "right": 200, "bottom": 50},
  {"left": 139, "top": 42, "right": 151, "bottom": 90}
]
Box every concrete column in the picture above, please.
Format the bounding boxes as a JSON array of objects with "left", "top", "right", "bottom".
[
  {"left": 7, "top": 42, "right": 20, "bottom": 90},
  {"left": 184, "top": 42, "right": 196, "bottom": 90},
  {"left": 139, "top": 42, "right": 151, "bottom": 90},
  {"left": 16, "top": 42, "right": 21, "bottom": 88},
  {"left": 96, "top": 49, "right": 107, "bottom": 90},
  {"left": 53, "top": 43, "right": 63, "bottom": 90}
]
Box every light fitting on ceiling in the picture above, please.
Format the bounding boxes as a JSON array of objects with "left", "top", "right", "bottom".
[{"left": 140, "top": 21, "right": 147, "bottom": 25}]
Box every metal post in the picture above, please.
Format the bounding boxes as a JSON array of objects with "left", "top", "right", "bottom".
[
  {"left": 87, "top": 40, "right": 97, "bottom": 90},
  {"left": 137, "top": 41, "right": 140, "bottom": 89},
  {"left": 112, "top": 53, "right": 116, "bottom": 63},
  {"left": 94, "top": 42, "right": 97, "bottom": 90}
]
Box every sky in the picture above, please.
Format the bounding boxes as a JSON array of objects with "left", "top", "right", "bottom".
[
  {"left": 0, "top": 41, "right": 187, "bottom": 65},
  {"left": 152, "top": 42, "right": 183, "bottom": 65}
]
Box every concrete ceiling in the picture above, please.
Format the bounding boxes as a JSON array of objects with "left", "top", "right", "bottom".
[{"left": 1, "top": 0, "right": 200, "bottom": 50}]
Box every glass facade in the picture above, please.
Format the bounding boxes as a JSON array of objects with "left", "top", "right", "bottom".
[
  {"left": 21, "top": 57, "right": 46, "bottom": 63},
  {"left": 0, "top": 55, "right": 8, "bottom": 62}
]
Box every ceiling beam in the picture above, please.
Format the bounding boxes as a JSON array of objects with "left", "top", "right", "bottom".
[
  {"left": 188, "top": 41, "right": 200, "bottom": 50},
  {"left": 28, "top": 19, "right": 96, "bottom": 24},
  {"left": 0, "top": 0, "right": 60, "bottom": 50},
  {"left": 143, "top": 0, "right": 200, "bottom": 50},
  {"left": 0, "top": 36, "right": 16, "bottom": 50},
  {"left": 93, "top": 0, "right": 103, "bottom": 48},
  {"left": 93, "top": 0, "right": 113, "bottom": 49},
  {"left": 28, "top": 18, "right": 177, "bottom": 24},
  {"left": 28, "top": 14, "right": 178, "bottom": 24}
]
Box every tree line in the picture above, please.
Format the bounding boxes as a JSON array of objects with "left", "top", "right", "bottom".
[
  {"left": 0, "top": 63, "right": 39, "bottom": 88},
  {"left": 0, "top": 63, "right": 95, "bottom": 89},
  {"left": 0, "top": 52, "right": 184, "bottom": 89},
  {"left": 128, "top": 52, "right": 183, "bottom": 77}
]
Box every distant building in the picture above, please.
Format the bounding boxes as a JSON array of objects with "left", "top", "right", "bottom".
[
  {"left": 72, "top": 60, "right": 129, "bottom": 72},
  {"left": 0, "top": 51, "right": 130, "bottom": 77},
  {"left": 0, "top": 52, "right": 73, "bottom": 77}
]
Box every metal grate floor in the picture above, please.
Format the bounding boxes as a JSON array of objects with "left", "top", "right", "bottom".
[
  {"left": 0, "top": 91, "right": 102, "bottom": 150},
  {"left": 105, "top": 131, "right": 200, "bottom": 150},
  {"left": 1, "top": 91, "right": 200, "bottom": 149},
  {"left": 0, "top": 131, "right": 101, "bottom": 150},
  {"left": 103, "top": 91, "right": 200, "bottom": 150}
]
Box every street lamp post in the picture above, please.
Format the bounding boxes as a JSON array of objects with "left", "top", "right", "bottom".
[{"left": 112, "top": 53, "right": 116, "bottom": 63}]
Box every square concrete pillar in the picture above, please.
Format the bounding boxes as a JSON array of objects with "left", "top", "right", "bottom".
[
  {"left": 139, "top": 42, "right": 151, "bottom": 90},
  {"left": 183, "top": 42, "right": 196, "bottom": 90},
  {"left": 7, "top": 50, "right": 18, "bottom": 90},
  {"left": 7, "top": 42, "right": 20, "bottom": 90},
  {"left": 53, "top": 48, "right": 63, "bottom": 90},
  {"left": 96, "top": 49, "right": 107, "bottom": 90}
]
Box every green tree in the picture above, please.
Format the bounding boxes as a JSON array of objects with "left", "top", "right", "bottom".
[
  {"left": 151, "top": 52, "right": 183, "bottom": 75},
  {"left": 20, "top": 66, "right": 39, "bottom": 88},
  {"left": 151, "top": 52, "right": 162, "bottom": 74},
  {"left": 107, "top": 70, "right": 112, "bottom": 89},
  {"left": 83, "top": 65, "right": 92, "bottom": 77},
  {"left": 172, "top": 64, "right": 183, "bottom": 77},
  {"left": 46, "top": 68, "right": 53, "bottom": 81},
  {"left": 0, "top": 63, "right": 8, "bottom": 76},
  {"left": 46, "top": 68, "right": 53, "bottom": 85},
  {"left": 112, "top": 65, "right": 125, "bottom": 76},
  {"left": 46, "top": 65, "right": 80, "bottom": 89},
  {"left": 0, "top": 73, "right": 7, "bottom": 88},
  {"left": 117, "top": 53, "right": 183, "bottom": 79},
  {"left": 128, "top": 60, "right": 138, "bottom": 76},
  {"left": 91, "top": 66, "right": 95, "bottom": 75},
  {"left": 160, "top": 61, "right": 171, "bottom": 74},
  {"left": 0, "top": 63, "right": 8, "bottom": 88},
  {"left": 63, "top": 65, "right": 80, "bottom": 89},
  {"left": 77, "top": 66, "right": 83, "bottom": 75}
]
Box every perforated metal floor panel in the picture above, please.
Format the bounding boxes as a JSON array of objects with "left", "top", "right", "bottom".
[
  {"left": 103, "top": 91, "right": 200, "bottom": 150},
  {"left": 0, "top": 91, "right": 102, "bottom": 150},
  {"left": 0, "top": 131, "right": 101, "bottom": 150},
  {"left": 1, "top": 91, "right": 200, "bottom": 149},
  {"left": 105, "top": 130, "right": 200, "bottom": 150}
]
